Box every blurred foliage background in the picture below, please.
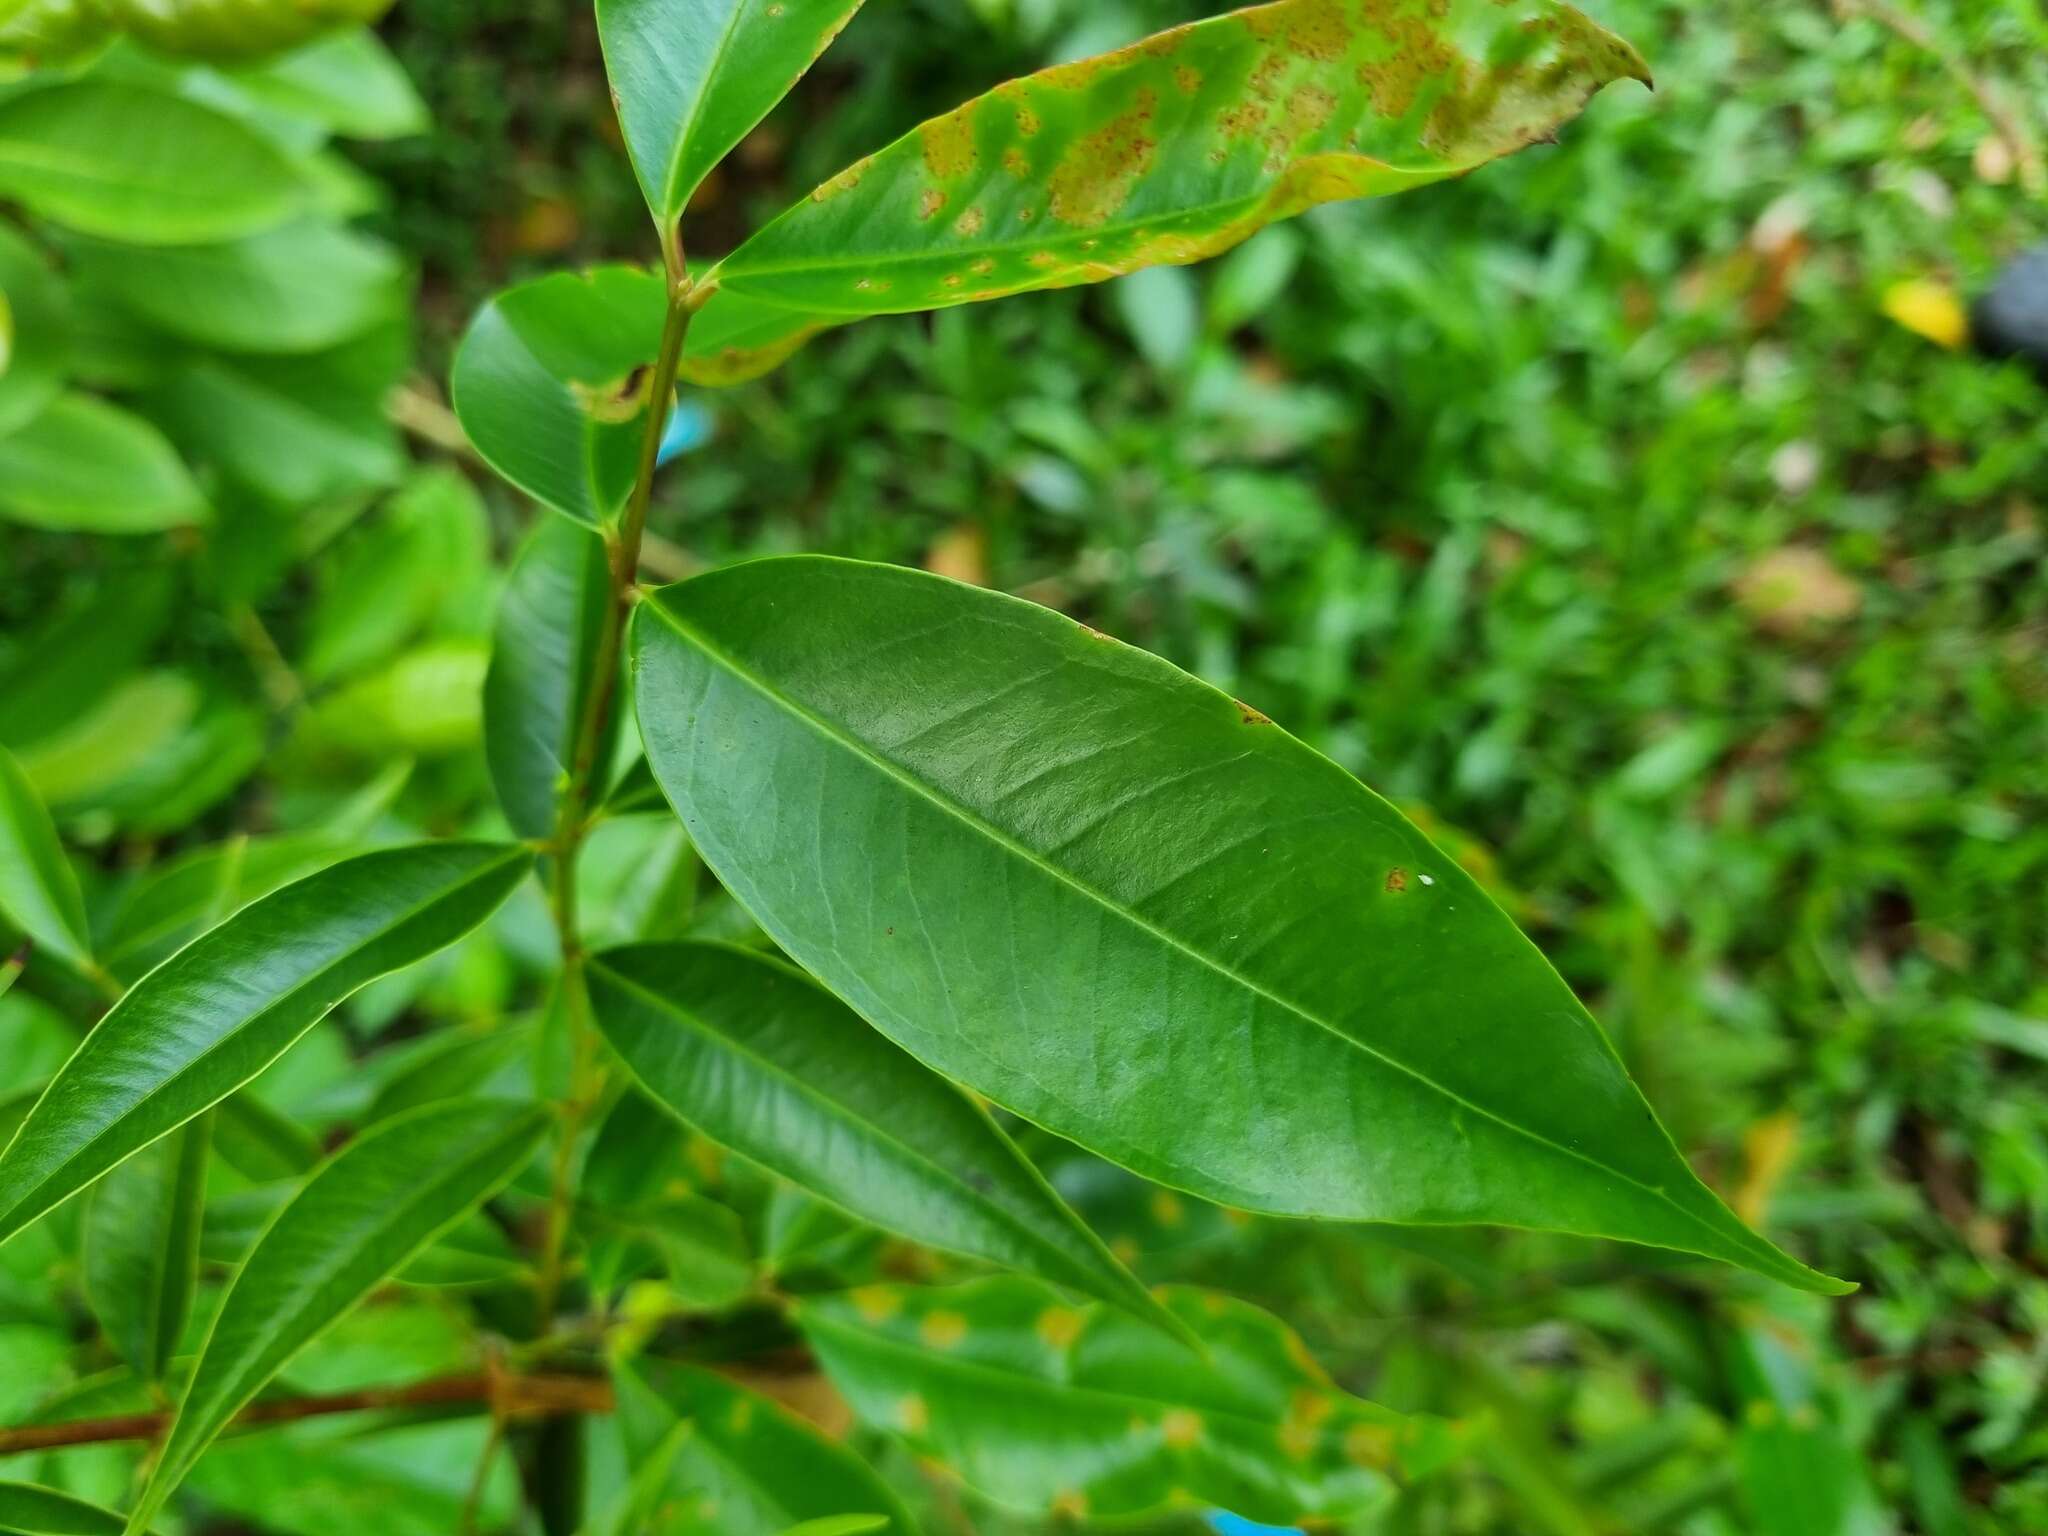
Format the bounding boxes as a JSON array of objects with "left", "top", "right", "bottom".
[{"left": 3, "top": 0, "right": 2044, "bottom": 1532}]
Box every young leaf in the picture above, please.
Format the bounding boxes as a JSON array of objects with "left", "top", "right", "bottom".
[
  {"left": 0, "top": 224, "right": 70, "bottom": 438},
  {"left": 631, "top": 558, "right": 1849, "bottom": 1294},
  {"left": 597, "top": 0, "right": 865, "bottom": 226},
  {"left": 690, "top": 0, "right": 1647, "bottom": 370},
  {"left": 83, "top": 1114, "right": 211, "bottom": 1384},
  {"left": 0, "top": 1481, "right": 128, "bottom": 1536},
  {"left": 799, "top": 1278, "right": 1465, "bottom": 1525},
  {"left": 125, "top": 1100, "right": 550, "bottom": 1534},
  {"left": 485, "top": 516, "right": 619, "bottom": 839},
  {"left": 0, "top": 82, "right": 305, "bottom": 244},
  {"left": 0, "top": 746, "right": 92, "bottom": 973},
  {"left": 588, "top": 941, "right": 1182, "bottom": 1339},
  {"left": 451, "top": 266, "right": 666, "bottom": 525},
  {"left": 0, "top": 842, "right": 533, "bottom": 1249},
  {"left": 612, "top": 1357, "right": 914, "bottom": 1536},
  {"left": 0, "top": 395, "right": 206, "bottom": 535},
  {"left": 69, "top": 220, "right": 408, "bottom": 355}
]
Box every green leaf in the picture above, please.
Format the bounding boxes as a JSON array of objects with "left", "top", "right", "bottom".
[
  {"left": 144, "top": 323, "right": 407, "bottom": 505},
  {"left": 126, "top": 1100, "right": 550, "bottom": 1535},
  {"left": 0, "top": 1482, "right": 127, "bottom": 1536},
  {"left": 0, "top": 81, "right": 305, "bottom": 244},
  {"left": 485, "top": 515, "right": 619, "bottom": 839},
  {"left": 83, "top": 1114, "right": 210, "bottom": 1383},
  {"left": 13, "top": 673, "right": 198, "bottom": 806},
  {"left": 693, "top": 0, "right": 1645, "bottom": 368},
  {"left": 612, "top": 1357, "right": 914, "bottom": 1536},
  {"left": 452, "top": 266, "right": 665, "bottom": 525},
  {"left": 631, "top": 557, "right": 1848, "bottom": 1294},
  {"left": 597, "top": 0, "right": 865, "bottom": 225},
  {"left": 221, "top": 27, "right": 429, "bottom": 141},
  {"left": 0, "top": 394, "right": 205, "bottom": 534},
  {"left": 0, "top": 746, "right": 91, "bottom": 972},
  {"left": 92, "top": 0, "right": 394, "bottom": 63},
  {"left": 303, "top": 468, "right": 489, "bottom": 686},
  {"left": 69, "top": 219, "right": 407, "bottom": 355},
  {"left": 799, "top": 1278, "right": 1466, "bottom": 1525},
  {"left": 590, "top": 941, "right": 1183, "bottom": 1338},
  {"left": 0, "top": 841, "right": 533, "bottom": 1249},
  {"left": 0, "top": 569, "right": 173, "bottom": 752},
  {"left": 0, "top": 223, "right": 70, "bottom": 438}
]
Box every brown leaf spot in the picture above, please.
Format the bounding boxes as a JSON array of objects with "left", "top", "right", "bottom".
[
  {"left": 1047, "top": 87, "right": 1159, "bottom": 227},
  {"left": 1236, "top": 699, "right": 1273, "bottom": 725},
  {"left": 1385, "top": 867, "right": 1409, "bottom": 894}
]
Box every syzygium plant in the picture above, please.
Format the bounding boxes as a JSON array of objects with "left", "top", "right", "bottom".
[{"left": 0, "top": 3, "right": 1856, "bottom": 1532}]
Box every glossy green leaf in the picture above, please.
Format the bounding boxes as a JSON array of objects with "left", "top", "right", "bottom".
[
  {"left": 694, "top": 0, "right": 1645, "bottom": 367},
  {"left": 0, "top": 569, "right": 173, "bottom": 753},
  {"left": 590, "top": 941, "right": 1182, "bottom": 1337},
  {"left": 632, "top": 557, "right": 1847, "bottom": 1293},
  {"left": 0, "top": 394, "right": 205, "bottom": 534},
  {"left": 0, "top": 224, "right": 69, "bottom": 438},
  {"left": 597, "top": 0, "right": 865, "bottom": 224},
  {"left": 0, "top": 747, "right": 91, "bottom": 972},
  {"left": 613, "top": 1357, "right": 914, "bottom": 1536},
  {"left": 0, "top": 841, "right": 533, "bottom": 1249},
  {"left": 70, "top": 220, "right": 406, "bottom": 355},
  {"left": 0, "top": 82, "right": 305, "bottom": 244},
  {"left": 800, "top": 1278, "right": 1465, "bottom": 1525},
  {"left": 126, "top": 1100, "right": 550, "bottom": 1535},
  {"left": 486, "top": 515, "right": 619, "bottom": 839},
  {"left": 83, "top": 1114, "right": 210, "bottom": 1383},
  {"left": 452, "top": 266, "right": 665, "bottom": 525},
  {"left": 0, "top": 1482, "right": 127, "bottom": 1536}
]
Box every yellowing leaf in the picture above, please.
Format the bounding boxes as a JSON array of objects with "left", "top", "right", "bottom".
[{"left": 1881, "top": 278, "right": 1967, "bottom": 350}]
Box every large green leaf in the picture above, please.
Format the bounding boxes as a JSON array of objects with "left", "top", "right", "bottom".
[
  {"left": 589, "top": 940, "right": 1182, "bottom": 1337},
  {"left": 0, "top": 746, "right": 91, "bottom": 972},
  {"left": 597, "top": 0, "right": 865, "bottom": 225},
  {"left": 688, "top": 0, "right": 1645, "bottom": 372},
  {"left": 612, "top": 1357, "right": 914, "bottom": 1536},
  {"left": 0, "top": 1482, "right": 127, "bottom": 1536},
  {"left": 125, "top": 1100, "right": 550, "bottom": 1535},
  {"left": 82, "top": 1115, "right": 210, "bottom": 1383},
  {"left": 0, "top": 82, "right": 305, "bottom": 244},
  {"left": 485, "top": 515, "right": 619, "bottom": 839},
  {"left": 0, "top": 224, "right": 70, "bottom": 438},
  {"left": 0, "top": 394, "right": 205, "bottom": 534},
  {"left": 70, "top": 220, "right": 407, "bottom": 355},
  {"left": 800, "top": 1278, "right": 1465, "bottom": 1525},
  {"left": 0, "top": 842, "right": 533, "bottom": 1249},
  {"left": 631, "top": 557, "right": 1847, "bottom": 1294}
]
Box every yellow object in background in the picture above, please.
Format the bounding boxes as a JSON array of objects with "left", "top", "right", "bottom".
[{"left": 1882, "top": 278, "right": 1969, "bottom": 349}]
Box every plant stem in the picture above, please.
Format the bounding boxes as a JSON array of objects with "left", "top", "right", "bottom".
[
  {"left": 0, "top": 1374, "right": 614, "bottom": 1457},
  {"left": 532, "top": 255, "right": 703, "bottom": 1326}
]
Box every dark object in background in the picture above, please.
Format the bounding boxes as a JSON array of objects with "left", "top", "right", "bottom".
[{"left": 1973, "top": 242, "right": 2048, "bottom": 375}]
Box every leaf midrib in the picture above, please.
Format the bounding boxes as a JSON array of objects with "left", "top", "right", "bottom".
[
  {"left": 659, "top": 0, "right": 753, "bottom": 216},
  {"left": 0, "top": 849, "right": 523, "bottom": 1235},
  {"left": 645, "top": 598, "right": 1751, "bottom": 1262}
]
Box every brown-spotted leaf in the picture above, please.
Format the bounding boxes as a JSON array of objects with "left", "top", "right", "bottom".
[{"left": 699, "top": 0, "right": 1646, "bottom": 341}]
